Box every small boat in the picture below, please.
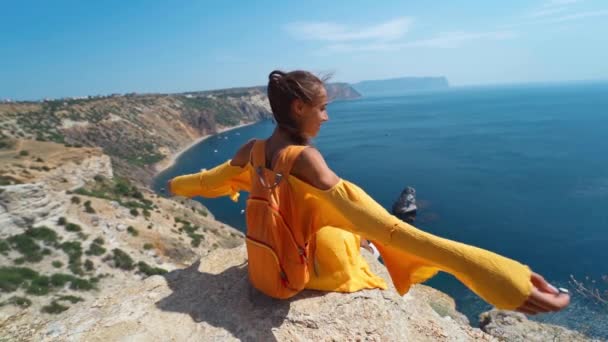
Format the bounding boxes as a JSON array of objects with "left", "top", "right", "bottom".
[
  {"left": 214, "top": 149, "right": 218, "bottom": 153},
  {"left": 392, "top": 186, "right": 417, "bottom": 223}
]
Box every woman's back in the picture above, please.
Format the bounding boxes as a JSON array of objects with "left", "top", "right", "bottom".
[
  {"left": 230, "top": 136, "right": 339, "bottom": 192},
  {"left": 242, "top": 138, "right": 387, "bottom": 295}
]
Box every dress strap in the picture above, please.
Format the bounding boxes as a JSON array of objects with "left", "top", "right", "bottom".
[{"left": 273, "top": 145, "right": 308, "bottom": 176}]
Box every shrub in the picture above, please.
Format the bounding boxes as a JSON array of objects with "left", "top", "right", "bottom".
[
  {"left": 65, "top": 223, "right": 82, "bottom": 232},
  {"left": 69, "top": 277, "right": 94, "bottom": 290},
  {"left": 49, "top": 273, "right": 94, "bottom": 291},
  {"left": 93, "top": 237, "right": 104, "bottom": 245},
  {"left": 112, "top": 249, "right": 134, "bottom": 270},
  {"left": 26, "top": 275, "right": 50, "bottom": 295},
  {"left": 84, "top": 259, "right": 94, "bottom": 271},
  {"left": 56, "top": 295, "right": 83, "bottom": 304},
  {"left": 83, "top": 200, "right": 95, "bottom": 214},
  {"left": 26, "top": 226, "right": 58, "bottom": 246},
  {"left": 57, "top": 217, "right": 67, "bottom": 225},
  {"left": 60, "top": 241, "right": 82, "bottom": 259},
  {"left": 52, "top": 260, "right": 63, "bottom": 268},
  {"left": 0, "top": 266, "right": 39, "bottom": 292},
  {"left": 19, "top": 150, "right": 29, "bottom": 156},
  {"left": 69, "top": 260, "right": 84, "bottom": 276},
  {"left": 129, "top": 208, "right": 139, "bottom": 217},
  {"left": 191, "top": 234, "right": 204, "bottom": 248},
  {"left": 41, "top": 300, "right": 69, "bottom": 314},
  {"left": 132, "top": 190, "right": 144, "bottom": 199},
  {"left": 7, "top": 234, "right": 43, "bottom": 262},
  {"left": 59, "top": 241, "right": 83, "bottom": 275},
  {"left": 143, "top": 243, "right": 153, "bottom": 250},
  {"left": 85, "top": 242, "right": 106, "bottom": 256},
  {"left": 0, "top": 296, "right": 32, "bottom": 308},
  {"left": 0, "top": 240, "right": 10, "bottom": 255},
  {"left": 49, "top": 273, "right": 73, "bottom": 287},
  {"left": 70, "top": 196, "right": 81, "bottom": 204},
  {"left": 137, "top": 262, "right": 167, "bottom": 277},
  {"left": 569, "top": 275, "right": 608, "bottom": 308},
  {"left": 127, "top": 226, "right": 138, "bottom": 237},
  {"left": 114, "top": 181, "right": 131, "bottom": 196}
]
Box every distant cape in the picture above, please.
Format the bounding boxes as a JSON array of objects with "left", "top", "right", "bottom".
[{"left": 352, "top": 76, "right": 449, "bottom": 96}]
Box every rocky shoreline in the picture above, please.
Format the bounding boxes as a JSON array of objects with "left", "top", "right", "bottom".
[{"left": 153, "top": 121, "right": 257, "bottom": 175}]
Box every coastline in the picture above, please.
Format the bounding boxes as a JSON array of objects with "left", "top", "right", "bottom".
[{"left": 154, "top": 121, "right": 257, "bottom": 174}]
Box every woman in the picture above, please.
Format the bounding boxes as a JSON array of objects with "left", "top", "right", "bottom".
[{"left": 169, "top": 70, "right": 570, "bottom": 315}]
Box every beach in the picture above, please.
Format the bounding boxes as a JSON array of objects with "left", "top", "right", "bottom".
[{"left": 154, "top": 121, "right": 257, "bottom": 174}]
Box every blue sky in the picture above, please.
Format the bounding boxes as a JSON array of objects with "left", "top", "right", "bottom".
[{"left": 1, "top": 0, "right": 607, "bottom": 100}]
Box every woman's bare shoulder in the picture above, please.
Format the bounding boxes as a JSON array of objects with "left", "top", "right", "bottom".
[
  {"left": 292, "top": 147, "right": 340, "bottom": 190},
  {"left": 230, "top": 139, "right": 256, "bottom": 167}
]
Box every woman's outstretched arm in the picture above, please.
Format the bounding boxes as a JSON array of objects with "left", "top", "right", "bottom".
[
  {"left": 168, "top": 140, "right": 255, "bottom": 200},
  {"left": 291, "top": 148, "right": 570, "bottom": 314}
]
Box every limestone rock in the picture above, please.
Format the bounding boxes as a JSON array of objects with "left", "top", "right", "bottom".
[
  {"left": 31, "top": 245, "right": 493, "bottom": 342},
  {"left": 479, "top": 310, "right": 598, "bottom": 342},
  {"left": 0, "top": 183, "right": 67, "bottom": 236}
]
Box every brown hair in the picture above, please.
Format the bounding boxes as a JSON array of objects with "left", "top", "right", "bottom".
[{"left": 267, "top": 70, "right": 325, "bottom": 144}]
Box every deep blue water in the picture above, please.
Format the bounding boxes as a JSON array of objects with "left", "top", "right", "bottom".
[{"left": 153, "top": 81, "right": 608, "bottom": 338}]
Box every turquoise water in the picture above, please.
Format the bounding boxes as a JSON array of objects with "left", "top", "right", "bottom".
[{"left": 153, "top": 82, "right": 608, "bottom": 338}]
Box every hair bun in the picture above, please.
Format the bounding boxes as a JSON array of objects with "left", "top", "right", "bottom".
[{"left": 269, "top": 70, "right": 286, "bottom": 82}]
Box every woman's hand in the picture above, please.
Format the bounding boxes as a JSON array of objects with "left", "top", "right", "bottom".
[
  {"left": 165, "top": 179, "right": 173, "bottom": 196},
  {"left": 516, "top": 272, "right": 570, "bottom": 315}
]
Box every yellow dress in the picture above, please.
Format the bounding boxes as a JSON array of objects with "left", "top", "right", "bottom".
[
  {"left": 170, "top": 160, "right": 531, "bottom": 310},
  {"left": 306, "top": 226, "right": 387, "bottom": 292}
]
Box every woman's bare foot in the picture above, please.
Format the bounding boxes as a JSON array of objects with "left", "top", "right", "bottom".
[{"left": 516, "top": 272, "right": 570, "bottom": 315}]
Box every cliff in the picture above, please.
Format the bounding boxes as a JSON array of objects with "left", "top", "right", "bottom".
[
  {"left": 0, "top": 140, "right": 244, "bottom": 340},
  {"left": 0, "top": 83, "right": 359, "bottom": 186},
  {"left": 1, "top": 140, "right": 595, "bottom": 341},
  {"left": 18, "top": 245, "right": 493, "bottom": 341},
  {"left": 0, "top": 91, "right": 270, "bottom": 186}
]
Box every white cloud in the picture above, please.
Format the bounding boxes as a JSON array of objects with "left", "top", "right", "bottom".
[
  {"left": 547, "top": 0, "right": 581, "bottom": 5},
  {"left": 285, "top": 17, "right": 412, "bottom": 42},
  {"left": 404, "top": 31, "right": 517, "bottom": 48},
  {"left": 518, "top": 0, "right": 608, "bottom": 28},
  {"left": 526, "top": 0, "right": 582, "bottom": 18},
  {"left": 321, "top": 30, "right": 517, "bottom": 54},
  {"left": 527, "top": 6, "right": 569, "bottom": 18},
  {"left": 540, "top": 9, "right": 608, "bottom": 23}
]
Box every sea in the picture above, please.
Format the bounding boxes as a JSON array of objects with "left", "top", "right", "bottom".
[{"left": 153, "top": 81, "right": 608, "bottom": 339}]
